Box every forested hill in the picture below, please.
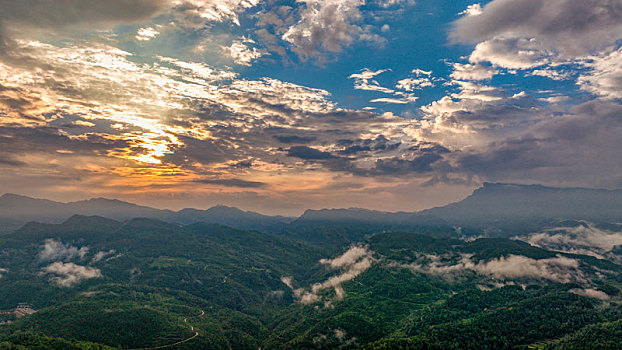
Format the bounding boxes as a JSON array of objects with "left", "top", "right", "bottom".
[{"left": 0, "top": 214, "right": 621, "bottom": 349}]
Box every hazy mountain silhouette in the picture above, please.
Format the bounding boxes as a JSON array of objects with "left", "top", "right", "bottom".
[
  {"left": 2, "top": 183, "right": 622, "bottom": 235},
  {"left": 0, "top": 194, "right": 290, "bottom": 233}
]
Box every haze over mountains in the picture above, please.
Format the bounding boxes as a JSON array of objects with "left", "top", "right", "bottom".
[
  {"left": 3, "top": 183, "right": 622, "bottom": 236},
  {"left": 0, "top": 193, "right": 291, "bottom": 234}
]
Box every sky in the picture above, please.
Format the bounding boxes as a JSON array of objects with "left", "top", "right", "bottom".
[{"left": 0, "top": 0, "right": 621, "bottom": 215}]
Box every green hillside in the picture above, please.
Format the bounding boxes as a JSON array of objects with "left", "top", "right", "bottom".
[{"left": 0, "top": 217, "right": 621, "bottom": 349}]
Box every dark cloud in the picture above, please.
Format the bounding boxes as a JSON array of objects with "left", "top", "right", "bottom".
[
  {"left": 160, "top": 136, "right": 229, "bottom": 167},
  {"left": 195, "top": 178, "right": 266, "bottom": 188},
  {"left": 0, "top": 126, "right": 128, "bottom": 155},
  {"left": 273, "top": 135, "right": 317, "bottom": 144},
  {"left": 0, "top": 156, "right": 25, "bottom": 167},
  {"left": 339, "top": 145, "right": 371, "bottom": 155},
  {"left": 287, "top": 146, "right": 335, "bottom": 160},
  {"left": 441, "top": 100, "right": 622, "bottom": 186},
  {"left": 0, "top": 0, "right": 166, "bottom": 32},
  {"left": 373, "top": 153, "right": 443, "bottom": 175}
]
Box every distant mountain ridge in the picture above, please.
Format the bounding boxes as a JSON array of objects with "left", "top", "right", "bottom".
[
  {"left": 2, "top": 182, "right": 622, "bottom": 235},
  {"left": 0, "top": 194, "right": 291, "bottom": 234},
  {"left": 293, "top": 182, "right": 622, "bottom": 236}
]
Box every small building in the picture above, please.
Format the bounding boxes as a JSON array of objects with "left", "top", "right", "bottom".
[{"left": 14, "top": 303, "right": 36, "bottom": 318}]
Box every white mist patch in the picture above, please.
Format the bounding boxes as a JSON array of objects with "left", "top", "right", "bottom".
[
  {"left": 409, "top": 253, "right": 587, "bottom": 284},
  {"left": 288, "top": 245, "right": 375, "bottom": 305},
  {"left": 92, "top": 250, "right": 116, "bottom": 262},
  {"left": 39, "top": 239, "right": 89, "bottom": 262},
  {"left": 570, "top": 288, "right": 610, "bottom": 301},
  {"left": 42, "top": 262, "right": 102, "bottom": 287},
  {"left": 518, "top": 222, "right": 622, "bottom": 259}
]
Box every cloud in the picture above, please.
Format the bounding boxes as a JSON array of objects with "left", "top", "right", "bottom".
[
  {"left": 92, "top": 250, "right": 116, "bottom": 263},
  {"left": 0, "top": 0, "right": 166, "bottom": 43},
  {"left": 1, "top": 37, "right": 450, "bottom": 203},
  {"left": 519, "top": 222, "right": 622, "bottom": 259},
  {"left": 395, "top": 77, "right": 433, "bottom": 91},
  {"left": 452, "top": 0, "right": 622, "bottom": 55},
  {"left": 294, "top": 245, "right": 375, "bottom": 305},
  {"left": 369, "top": 95, "right": 418, "bottom": 104},
  {"left": 349, "top": 68, "right": 419, "bottom": 104},
  {"left": 320, "top": 245, "right": 370, "bottom": 268},
  {"left": 450, "top": 63, "right": 497, "bottom": 81},
  {"left": 349, "top": 69, "right": 395, "bottom": 94},
  {"left": 409, "top": 253, "right": 588, "bottom": 284},
  {"left": 418, "top": 91, "right": 545, "bottom": 149},
  {"left": 222, "top": 38, "right": 266, "bottom": 66},
  {"left": 195, "top": 178, "right": 266, "bottom": 188},
  {"left": 569, "top": 288, "right": 610, "bottom": 300},
  {"left": 136, "top": 27, "right": 160, "bottom": 41},
  {"left": 273, "top": 135, "right": 317, "bottom": 144},
  {"left": 171, "top": 0, "right": 259, "bottom": 27},
  {"left": 578, "top": 47, "right": 622, "bottom": 100},
  {"left": 458, "top": 4, "right": 483, "bottom": 17},
  {"left": 468, "top": 37, "right": 552, "bottom": 70},
  {"left": 282, "top": 0, "right": 385, "bottom": 60},
  {"left": 39, "top": 239, "right": 89, "bottom": 262},
  {"left": 288, "top": 146, "right": 335, "bottom": 160},
  {"left": 42, "top": 262, "right": 102, "bottom": 287}
]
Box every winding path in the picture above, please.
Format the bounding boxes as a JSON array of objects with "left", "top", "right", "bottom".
[{"left": 129, "top": 309, "right": 205, "bottom": 350}]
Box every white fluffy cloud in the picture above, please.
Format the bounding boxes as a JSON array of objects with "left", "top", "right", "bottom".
[
  {"left": 459, "top": 4, "right": 483, "bottom": 17},
  {"left": 92, "top": 250, "right": 117, "bottom": 263},
  {"left": 468, "top": 38, "right": 552, "bottom": 70},
  {"left": 282, "top": 0, "right": 384, "bottom": 60},
  {"left": 409, "top": 253, "right": 588, "bottom": 284},
  {"left": 222, "top": 39, "right": 266, "bottom": 66},
  {"left": 136, "top": 27, "right": 160, "bottom": 41},
  {"left": 171, "top": 0, "right": 259, "bottom": 27},
  {"left": 349, "top": 68, "right": 419, "bottom": 104},
  {"left": 349, "top": 69, "right": 395, "bottom": 94},
  {"left": 42, "top": 262, "right": 102, "bottom": 287},
  {"left": 578, "top": 48, "right": 622, "bottom": 100},
  {"left": 39, "top": 239, "right": 89, "bottom": 262},
  {"left": 520, "top": 223, "right": 622, "bottom": 259},
  {"left": 450, "top": 63, "right": 497, "bottom": 81},
  {"left": 293, "top": 245, "right": 375, "bottom": 305}
]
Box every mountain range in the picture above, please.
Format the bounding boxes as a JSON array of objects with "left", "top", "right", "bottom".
[{"left": 3, "top": 182, "right": 622, "bottom": 236}]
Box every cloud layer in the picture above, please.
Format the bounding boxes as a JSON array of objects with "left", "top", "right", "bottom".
[
  {"left": 519, "top": 222, "right": 622, "bottom": 259},
  {"left": 290, "top": 245, "right": 375, "bottom": 305},
  {"left": 408, "top": 253, "right": 589, "bottom": 284}
]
